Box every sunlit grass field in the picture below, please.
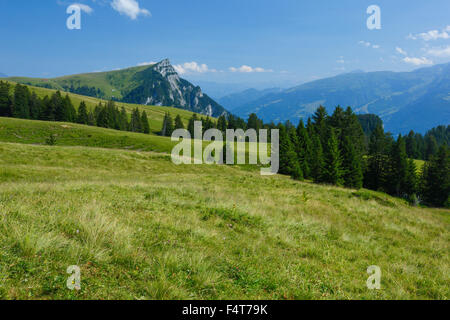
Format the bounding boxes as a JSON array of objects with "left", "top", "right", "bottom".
[{"left": 0, "top": 138, "right": 448, "bottom": 300}]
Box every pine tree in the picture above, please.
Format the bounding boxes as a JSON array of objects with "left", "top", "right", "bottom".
[
  {"left": 404, "top": 159, "right": 418, "bottom": 196},
  {"left": 0, "top": 81, "right": 12, "bottom": 117},
  {"left": 29, "top": 92, "right": 42, "bottom": 120},
  {"left": 310, "top": 133, "right": 325, "bottom": 183},
  {"left": 130, "top": 108, "right": 142, "bottom": 132},
  {"left": 323, "top": 128, "right": 344, "bottom": 186},
  {"left": 406, "top": 131, "right": 418, "bottom": 159},
  {"left": 53, "top": 91, "right": 67, "bottom": 122},
  {"left": 161, "top": 112, "right": 174, "bottom": 136},
  {"left": 77, "top": 101, "right": 89, "bottom": 124},
  {"left": 174, "top": 114, "right": 185, "bottom": 130},
  {"left": 119, "top": 107, "right": 128, "bottom": 131},
  {"left": 188, "top": 114, "right": 198, "bottom": 137},
  {"left": 364, "top": 124, "right": 390, "bottom": 191},
  {"left": 342, "top": 136, "right": 363, "bottom": 189},
  {"left": 421, "top": 146, "right": 450, "bottom": 207},
  {"left": 278, "top": 124, "right": 303, "bottom": 180},
  {"left": 296, "top": 120, "right": 312, "bottom": 179},
  {"left": 312, "top": 106, "right": 328, "bottom": 145},
  {"left": 424, "top": 134, "right": 438, "bottom": 160},
  {"left": 217, "top": 115, "right": 227, "bottom": 133},
  {"left": 13, "top": 84, "right": 30, "bottom": 119},
  {"left": 388, "top": 135, "right": 409, "bottom": 196},
  {"left": 141, "top": 111, "right": 150, "bottom": 134},
  {"left": 64, "top": 95, "right": 76, "bottom": 122}
]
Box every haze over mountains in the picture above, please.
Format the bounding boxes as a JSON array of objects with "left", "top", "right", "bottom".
[{"left": 223, "top": 63, "right": 450, "bottom": 134}]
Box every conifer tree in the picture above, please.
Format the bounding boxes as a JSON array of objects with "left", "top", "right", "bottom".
[
  {"left": 342, "top": 136, "right": 363, "bottom": 189},
  {"left": 217, "top": 115, "right": 227, "bottom": 133},
  {"left": 174, "top": 114, "right": 185, "bottom": 130},
  {"left": 64, "top": 95, "right": 77, "bottom": 122},
  {"left": 424, "top": 134, "right": 438, "bottom": 160},
  {"left": 0, "top": 81, "right": 12, "bottom": 117},
  {"left": 296, "top": 119, "right": 312, "bottom": 179},
  {"left": 161, "top": 112, "right": 174, "bottom": 136},
  {"left": 28, "top": 92, "right": 42, "bottom": 120},
  {"left": 323, "top": 129, "right": 344, "bottom": 186},
  {"left": 310, "top": 133, "right": 325, "bottom": 183},
  {"left": 364, "top": 124, "right": 390, "bottom": 191},
  {"left": 421, "top": 146, "right": 450, "bottom": 207},
  {"left": 404, "top": 158, "right": 418, "bottom": 196},
  {"left": 77, "top": 101, "right": 89, "bottom": 124},
  {"left": 388, "top": 135, "right": 409, "bottom": 196},
  {"left": 130, "top": 108, "right": 142, "bottom": 132},
  {"left": 13, "top": 84, "right": 30, "bottom": 119},
  {"left": 188, "top": 114, "right": 198, "bottom": 137},
  {"left": 119, "top": 107, "right": 128, "bottom": 131},
  {"left": 279, "top": 124, "right": 303, "bottom": 180},
  {"left": 141, "top": 111, "right": 150, "bottom": 134}
]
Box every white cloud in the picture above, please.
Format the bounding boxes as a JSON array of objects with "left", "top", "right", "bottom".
[
  {"left": 402, "top": 56, "right": 433, "bottom": 66},
  {"left": 229, "top": 65, "right": 273, "bottom": 73},
  {"left": 137, "top": 61, "right": 156, "bottom": 66},
  {"left": 111, "top": 0, "right": 150, "bottom": 20},
  {"left": 359, "top": 41, "right": 379, "bottom": 49},
  {"left": 426, "top": 46, "right": 450, "bottom": 57},
  {"left": 396, "top": 47, "right": 408, "bottom": 56},
  {"left": 173, "top": 62, "right": 216, "bottom": 75},
  {"left": 408, "top": 26, "right": 450, "bottom": 41}
]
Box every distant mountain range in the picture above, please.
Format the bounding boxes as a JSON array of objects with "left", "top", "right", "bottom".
[
  {"left": 0, "top": 73, "right": 7, "bottom": 77},
  {"left": 218, "top": 88, "right": 282, "bottom": 111},
  {"left": 224, "top": 63, "right": 450, "bottom": 134},
  {"left": 6, "top": 59, "right": 228, "bottom": 117}
]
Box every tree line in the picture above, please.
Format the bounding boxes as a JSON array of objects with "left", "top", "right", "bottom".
[
  {"left": 0, "top": 81, "right": 150, "bottom": 134},
  {"left": 175, "top": 106, "right": 448, "bottom": 208},
  {"left": 1, "top": 81, "right": 448, "bottom": 207}
]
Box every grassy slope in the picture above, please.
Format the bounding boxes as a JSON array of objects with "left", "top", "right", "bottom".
[
  {"left": 3, "top": 80, "right": 203, "bottom": 134},
  {"left": 0, "top": 141, "right": 448, "bottom": 300},
  {"left": 4, "top": 65, "right": 150, "bottom": 100}
]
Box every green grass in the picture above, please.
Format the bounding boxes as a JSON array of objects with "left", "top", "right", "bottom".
[
  {"left": 4, "top": 64, "right": 151, "bottom": 100},
  {"left": 0, "top": 139, "right": 448, "bottom": 300}
]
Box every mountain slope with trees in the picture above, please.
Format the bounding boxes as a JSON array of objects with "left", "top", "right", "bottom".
[{"left": 4, "top": 59, "right": 228, "bottom": 118}]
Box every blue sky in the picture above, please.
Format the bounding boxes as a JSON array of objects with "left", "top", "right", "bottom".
[{"left": 0, "top": 0, "right": 449, "bottom": 88}]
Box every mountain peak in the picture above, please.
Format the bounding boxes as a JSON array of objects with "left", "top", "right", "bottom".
[{"left": 153, "top": 58, "right": 178, "bottom": 78}]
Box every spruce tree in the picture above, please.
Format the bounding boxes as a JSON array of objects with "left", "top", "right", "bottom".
[
  {"left": 174, "top": 114, "right": 185, "bottom": 130},
  {"left": 161, "top": 112, "right": 174, "bottom": 136},
  {"left": 141, "top": 111, "right": 150, "bottom": 134},
  {"left": 0, "top": 81, "right": 12, "bottom": 117},
  {"left": 421, "top": 146, "right": 450, "bottom": 207},
  {"left": 77, "top": 101, "right": 89, "bottom": 124},
  {"left": 130, "top": 108, "right": 142, "bottom": 132},
  {"left": 29, "top": 92, "right": 42, "bottom": 120},
  {"left": 296, "top": 120, "right": 312, "bottom": 179},
  {"left": 279, "top": 124, "right": 303, "bottom": 180},
  {"left": 342, "top": 136, "right": 363, "bottom": 189},
  {"left": 13, "top": 84, "right": 30, "bottom": 119},
  {"left": 364, "top": 124, "right": 390, "bottom": 191},
  {"left": 217, "top": 115, "right": 227, "bottom": 133},
  {"left": 119, "top": 107, "right": 128, "bottom": 131},
  {"left": 323, "top": 128, "right": 344, "bottom": 186},
  {"left": 310, "top": 133, "right": 325, "bottom": 183},
  {"left": 188, "top": 114, "right": 198, "bottom": 137},
  {"left": 388, "top": 135, "right": 409, "bottom": 196},
  {"left": 424, "top": 135, "right": 438, "bottom": 160}
]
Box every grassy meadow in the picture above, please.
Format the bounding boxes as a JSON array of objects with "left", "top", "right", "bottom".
[{"left": 0, "top": 119, "right": 448, "bottom": 299}]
